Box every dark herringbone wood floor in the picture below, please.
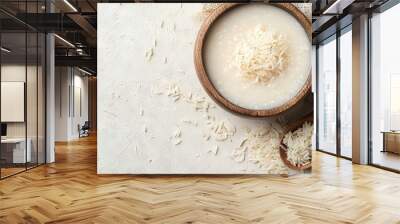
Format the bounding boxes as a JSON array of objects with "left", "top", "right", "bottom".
[{"left": 1, "top": 134, "right": 400, "bottom": 224}]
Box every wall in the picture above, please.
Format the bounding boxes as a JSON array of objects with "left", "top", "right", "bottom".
[
  {"left": 312, "top": 45, "right": 317, "bottom": 150},
  {"left": 352, "top": 14, "right": 369, "bottom": 164},
  {"left": 97, "top": 3, "right": 312, "bottom": 174},
  {"left": 1, "top": 64, "right": 45, "bottom": 164},
  {"left": 88, "top": 77, "right": 97, "bottom": 131},
  {"left": 55, "top": 67, "right": 70, "bottom": 141},
  {"left": 55, "top": 67, "right": 89, "bottom": 141},
  {"left": 74, "top": 72, "right": 89, "bottom": 137},
  {"left": 1, "top": 65, "right": 26, "bottom": 138},
  {"left": 1, "top": 65, "right": 37, "bottom": 137}
]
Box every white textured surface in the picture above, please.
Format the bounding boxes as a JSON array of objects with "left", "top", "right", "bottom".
[{"left": 97, "top": 3, "right": 310, "bottom": 174}]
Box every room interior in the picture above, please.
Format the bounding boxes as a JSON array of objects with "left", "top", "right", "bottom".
[
  {"left": 369, "top": 5, "right": 400, "bottom": 171},
  {"left": 0, "top": 31, "right": 46, "bottom": 178},
  {"left": 1, "top": 0, "right": 400, "bottom": 223}
]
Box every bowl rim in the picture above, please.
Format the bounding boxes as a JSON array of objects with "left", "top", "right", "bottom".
[
  {"left": 279, "top": 114, "right": 313, "bottom": 170},
  {"left": 194, "top": 3, "right": 312, "bottom": 117}
]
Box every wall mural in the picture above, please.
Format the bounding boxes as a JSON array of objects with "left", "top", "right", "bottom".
[{"left": 98, "top": 3, "right": 313, "bottom": 175}]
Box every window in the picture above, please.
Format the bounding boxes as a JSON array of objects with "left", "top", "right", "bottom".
[
  {"left": 339, "top": 28, "right": 352, "bottom": 158},
  {"left": 316, "top": 25, "right": 353, "bottom": 159},
  {"left": 317, "top": 36, "right": 337, "bottom": 154},
  {"left": 370, "top": 3, "right": 400, "bottom": 171},
  {"left": 0, "top": 2, "right": 47, "bottom": 179}
]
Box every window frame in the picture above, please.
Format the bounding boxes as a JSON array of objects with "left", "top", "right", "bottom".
[
  {"left": 315, "top": 24, "right": 353, "bottom": 161},
  {"left": 367, "top": 0, "right": 400, "bottom": 173}
]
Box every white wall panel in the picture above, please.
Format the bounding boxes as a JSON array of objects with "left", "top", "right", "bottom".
[{"left": 97, "top": 3, "right": 311, "bottom": 174}]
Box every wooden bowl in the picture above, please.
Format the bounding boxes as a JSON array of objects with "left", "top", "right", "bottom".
[
  {"left": 194, "top": 3, "right": 312, "bottom": 117},
  {"left": 279, "top": 114, "right": 313, "bottom": 170}
]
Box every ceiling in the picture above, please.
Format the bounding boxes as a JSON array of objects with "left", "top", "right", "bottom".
[{"left": 0, "top": 0, "right": 395, "bottom": 75}]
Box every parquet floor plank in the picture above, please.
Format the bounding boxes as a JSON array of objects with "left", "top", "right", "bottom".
[{"left": 1, "top": 135, "right": 400, "bottom": 223}]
